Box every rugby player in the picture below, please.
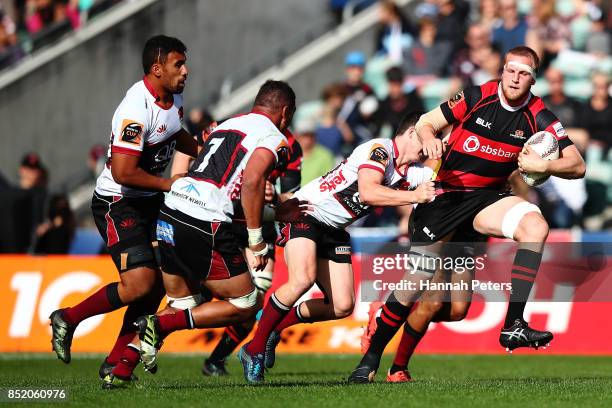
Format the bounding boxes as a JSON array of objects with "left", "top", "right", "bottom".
[
  {"left": 201, "top": 130, "right": 302, "bottom": 376},
  {"left": 238, "top": 111, "right": 436, "bottom": 384},
  {"left": 349, "top": 46, "right": 586, "bottom": 383},
  {"left": 50, "top": 36, "right": 197, "bottom": 379},
  {"left": 101, "top": 80, "right": 296, "bottom": 388}
]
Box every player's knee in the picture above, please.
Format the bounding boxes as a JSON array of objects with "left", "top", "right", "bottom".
[
  {"left": 288, "top": 273, "right": 316, "bottom": 297},
  {"left": 333, "top": 298, "right": 355, "bottom": 318},
  {"left": 228, "top": 287, "right": 259, "bottom": 319},
  {"left": 420, "top": 301, "right": 444, "bottom": 317},
  {"left": 515, "top": 213, "right": 549, "bottom": 243},
  {"left": 118, "top": 279, "right": 154, "bottom": 302},
  {"left": 449, "top": 302, "right": 470, "bottom": 321}
]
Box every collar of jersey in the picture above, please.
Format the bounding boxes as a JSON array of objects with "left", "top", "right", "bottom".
[
  {"left": 497, "top": 82, "right": 531, "bottom": 112},
  {"left": 249, "top": 109, "right": 276, "bottom": 123},
  {"left": 142, "top": 75, "right": 173, "bottom": 110}
]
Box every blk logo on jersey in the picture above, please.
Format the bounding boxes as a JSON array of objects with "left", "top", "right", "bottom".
[
  {"left": 156, "top": 124, "right": 167, "bottom": 135},
  {"left": 476, "top": 117, "right": 492, "bottom": 129},
  {"left": 120, "top": 119, "right": 144, "bottom": 145}
]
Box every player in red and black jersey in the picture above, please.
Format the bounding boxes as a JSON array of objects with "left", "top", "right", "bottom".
[
  {"left": 201, "top": 129, "right": 302, "bottom": 376},
  {"left": 349, "top": 46, "right": 586, "bottom": 383}
]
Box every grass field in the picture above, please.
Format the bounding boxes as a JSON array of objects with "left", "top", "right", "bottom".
[{"left": 1, "top": 353, "right": 611, "bottom": 407}]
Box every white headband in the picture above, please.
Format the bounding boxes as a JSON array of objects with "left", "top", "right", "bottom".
[{"left": 505, "top": 61, "right": 536, "bottom": 78}]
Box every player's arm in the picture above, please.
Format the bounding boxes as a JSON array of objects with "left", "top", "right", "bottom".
[
  {"left": 111, "top": 153, "right": 180, "bottom": 191},
  {"left": 415, "top": 106, "right": 451, "bottom": 160},
  {"left": 518, "top": 144, "right": 586, "bottom": 179},
  {"left": 174, "top": 128, "right": 198, "bottom": 158},
  {"left": 241, "top": 148, "right": 277, "bottom": 270},
  {"left": 358, "top": 168, "right": 434, "bottom": 206}
]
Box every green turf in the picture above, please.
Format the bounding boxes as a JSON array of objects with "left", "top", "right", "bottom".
[{"left": 0, "top": 353, "right": 611, "bottom": 407}]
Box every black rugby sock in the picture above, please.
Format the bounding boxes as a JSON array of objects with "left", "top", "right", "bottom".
[
  {"left": 504, "top": 248, "right": 542, "bottom": 327},
  {"left": 360, "top": 292, "right": 411, "bottom": 369}
]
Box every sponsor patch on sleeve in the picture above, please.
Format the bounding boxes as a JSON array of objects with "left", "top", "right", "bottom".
[
  {"left": 275, "top": 139, "right": 290, "bottom": 170},
  {"left": 552, "top": 121, "right": 566, "bottom": 137},
  {"left": 447, "top": 90, "right": 464, "bottom": 109},
  {"left": 368, "top": 143, "right": 389, "bottom": 167},
  {"left": 119, "top": 119, "right": 145, "bottom": 145}
]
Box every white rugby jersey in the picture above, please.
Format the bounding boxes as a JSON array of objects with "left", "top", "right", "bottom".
[
  {"left": 95, "top": 77, "right": 184, "bottom": 197},
  {"left": 164, "top": 111, "right": 289, "bottom": 222},
  {"left": 294, "top": 138, "right": 432, "bottom": 229}
]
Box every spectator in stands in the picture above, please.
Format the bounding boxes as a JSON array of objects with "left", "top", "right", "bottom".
[
  {"left": 19, "top": 152, "right": 47, "bottom": 189},
  {"left": 542, "top": 67, "right": 584, "bottom": 130},
  {"left": 581, "top": 72, "right": 612, "bottom": 157},
  {"left": 434, "top": 0, "right": 470, "bottom": 56},
  {"left": 451, "top": 23, "right": 495, "bottom": 88},
  {"left": 372, "top": 66, "right": 424, "bottom": 138},
  {"left": 339, "top": 50, "right": 379, "bottom": 145},
  {"left": 316, "top": 82, "right": 352, "bottom": 157},
  {"left": 477, "top": 0, "right": 501, "bottom": 33},
  {"left": 294, "top": 118, "right": 335, "bottom": 186},
  {"left": 374, "top": 0, "right": 415, "bottom": 64},
  {"left": 25, "top": 0, "right": 79, "bottom": 34},
  {"left": 586, "top": 11, "right": 611, "bottom": 57},
  {"left": 536, "top": 67, "right": 590, "bottom": 229},
  {"left": 527, "top": 0, "right": 571, "bottom": 71},
  {"left": 0, "top": 5, "right": 23, "bottom": 68},
  {"left": 402, "top": 15, "right": 453, "bottom": 86},
  {"left": 492, "top": 0, "right": 537, "bottom": 55},
  {"left": 33, "top": 193, "right": 75, "bottom": 254}
]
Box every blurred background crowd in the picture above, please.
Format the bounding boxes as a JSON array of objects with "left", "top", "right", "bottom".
[{"left": 0, "top": 0, "right": 610, "bottom": 254}]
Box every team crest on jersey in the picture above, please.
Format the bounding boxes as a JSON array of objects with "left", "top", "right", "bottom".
[
  {"left": 448, "top": 91, "right": 464, "bottom": 109},
  {"left": 510, "top": 129, "right": 526, "bottom": 140},
  {"left": 368, "top": 144, "right": 389, "bottom": 166},
  {"left": 120, "top": 119, "right": 144, "bottom": 145}
]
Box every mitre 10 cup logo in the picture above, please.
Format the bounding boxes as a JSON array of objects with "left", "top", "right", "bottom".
[{"left": 120, "top": 119, "right": 144, "bottom": 145}]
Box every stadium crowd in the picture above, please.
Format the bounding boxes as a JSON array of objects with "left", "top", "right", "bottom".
[
  {"left": 1, "top": 0, "right": 611, "bottom": 255},
  {"left": 0, "top": 0, "right": 126, "bottom": 70}
]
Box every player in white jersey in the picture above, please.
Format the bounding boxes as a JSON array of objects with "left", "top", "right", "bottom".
[
  {"left": 238, "top": 111, "right": 436, "bottom": 384},
  {"left": 50, "top": 36, "right": 198, "bottom": 383},
  {"left": 100, "top": 81, "right": 297, "bottom": 386}
]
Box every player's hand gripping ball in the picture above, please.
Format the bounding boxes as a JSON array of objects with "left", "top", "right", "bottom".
[{"left": 519, "top": 131, "right": 559, "bottom": 186}]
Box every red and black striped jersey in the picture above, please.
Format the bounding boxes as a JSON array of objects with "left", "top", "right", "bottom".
[
  {"left": 436, "top": 80, "right": 573, "bottom": 190},
  {"left": 269, "top": 129, "right": 303, "bottom": 193}
]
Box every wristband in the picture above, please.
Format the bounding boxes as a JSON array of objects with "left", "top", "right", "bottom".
[
  {"left": 251, "top": 244, "right": 269, "bottom": 257},
  {"left": 247, "top": 227, "right": 264, "bottom": 247}
]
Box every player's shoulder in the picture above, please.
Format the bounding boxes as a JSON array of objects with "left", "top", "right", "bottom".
[
  {"left": 528, "top": 95, "right": 561, "bottom": 130},
  {"left": 117, "top": 81, "right": 150, "bottom": 113},
  {"left": 352, "top": 138, "right": 394, "bottom": 167}
]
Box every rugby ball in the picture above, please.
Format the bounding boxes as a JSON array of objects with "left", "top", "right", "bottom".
[{"left": 520, "top": 131, "right": 559, "bottom": 187}]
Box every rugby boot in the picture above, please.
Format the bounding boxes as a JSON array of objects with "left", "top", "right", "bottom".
[
  {"left": 238, "top": 343, "right": 265, "bottom": 384},
  {"left": 499, "top": 318, "right": 553, "bottom": 353},
  {"left": 202, "top": 358, "right": 229, "bottom": 376},
  {"left": 49, "top": 309, "right": 76, "bottom": 364}
]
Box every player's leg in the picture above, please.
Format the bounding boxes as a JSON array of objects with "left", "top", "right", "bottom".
[
  {"left": 238, "top": 220, "right": 319, "bottom": 384},
  {"left": 51, "top": 194, "right": 162, "bottom": 364},
  {"left": 473, "top": 196, "right": 552, "bottom": 351},
  {"left": 389, "top": 265, "right": 474, "bottom": 382},
  {"left": 264, "top": 258, "right": 353, "bottom": 369},
  {"left": 204, "top": 246, "right": 275, "bottom": 376},
  {"left": 348, "top": 239, "right": 447, "bottom": 384}
]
